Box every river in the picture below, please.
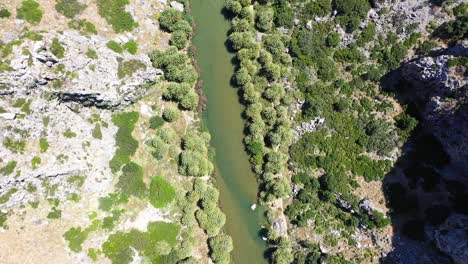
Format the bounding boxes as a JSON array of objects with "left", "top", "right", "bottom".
[{"left": 191, "top": 0, "right": 268, "bottom": 263}]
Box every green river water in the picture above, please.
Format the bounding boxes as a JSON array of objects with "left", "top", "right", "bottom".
[{"left": 191, "top": 0, "right": 268, "bottom": 263}]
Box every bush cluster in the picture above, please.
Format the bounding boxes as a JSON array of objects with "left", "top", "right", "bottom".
[
  {"left": 0, "top": 8, "right": 11, "bottom": 18},
  {"left": 16, "top": 0, "right": 43, "bottom": 25},
  {"left": 178, "top": 132, "right": 213, "bottom": 177},
  {"left": 225, "top": 0, "right": 295, "bottom": 206},
  {"left": 159, "top": 8, "right": 192, "bottom": 50}
]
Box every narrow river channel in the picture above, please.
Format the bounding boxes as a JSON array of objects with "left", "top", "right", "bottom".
[{"left": 191, "top": 0, "right": 268, "bottom": 263}]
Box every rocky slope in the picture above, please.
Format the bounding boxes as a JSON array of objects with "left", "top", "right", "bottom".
[{"left": 0, "top": 0, "right": 227, "bottom": 263}]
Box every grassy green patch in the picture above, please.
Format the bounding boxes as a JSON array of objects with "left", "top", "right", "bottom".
[
  {"left": 96, "top": 0, "right": 137, "bottom": 33},
  {"left": 109, "top": 112, "right": 139, "bottom": 172},
  {"left": 117, "top": 59, "right": 146, "bottom": 79},
  {"left": 55, "top": 0, "right": 86, "bottom": 18},
  {"left": 0, "top": 161, "right": 17, "bottom": 175},
  {"left": 16, "top": 0, "right": 43, "bottom": 24},
  {"left": 149, "top": 176, "right": 176, "bottom": 208}
]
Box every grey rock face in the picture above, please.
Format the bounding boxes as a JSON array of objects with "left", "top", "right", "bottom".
[
  {"left": 433, "top": 214, "right": 468, "bottom": 264},
  {"left": 402, "top": 41, "right": 468, "bottom": 164},
  {"left": 0, "top": 31, "right": 161, "bottom": 110}
]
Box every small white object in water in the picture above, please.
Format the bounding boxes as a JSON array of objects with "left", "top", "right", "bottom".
[
  {"left": 262, "top": 237, "right": 267, "bottom": 241},
  {"left": 250, "top": 203, "right": 257, "bottom": 211}
]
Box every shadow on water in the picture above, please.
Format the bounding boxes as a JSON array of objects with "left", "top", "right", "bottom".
[{"left": 378, "top": 67, "right": 468, "bottom": 264}]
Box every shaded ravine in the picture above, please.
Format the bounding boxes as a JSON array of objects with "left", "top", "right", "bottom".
[{"left": 191, "top": 0, "right": 268, "bottom": 263}]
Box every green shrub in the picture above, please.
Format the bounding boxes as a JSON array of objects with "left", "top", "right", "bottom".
[
  {"left": 106, "top": 40, "right": 123, "bottom": 53},
  {"left": 51, "top": 38, "right": 65, "bottom": 59},
  {"left": 357, "top": 22, "right": 376, "bottom": 46},
  {"left": 0, "top": 188, "right": 17, "bottom": 204},
  {"left": 149, "top": 116, "right": 164, "bottom": 129},
  {"left": 3, "top": 138, "right": 26, "bottom": 153},
  {"left": 0, "top": 161, "right": 17, "bottom": 175},
  {"left": 55, "top": 0, "right": 86, "bottom": 19},
  {"left": 109, "top": 112, "right": 139, "bottom": 172},
  {"left": 47, "top": 208, "right": 62, "bottom": 219},
  {"left": 326, "top": 32, "right": 341, "bottom": 47},
  {"left": 224, "top": 0, "right": 242, "bottom": 15},
  {"left": 0, "top": 8, "right": 11, "bottom": 18},
  {"left": 208, "top": 233, "right": 233, "bottom": 264},
  {"left": 31, "top": 156, "right": 41, "bottom": 169},
  {"left": 272, "top": 0, "right": 293, "bottom": 28},
  {"left": 157, "top": 127, "right": 178, "bottom": 144},
  {"left": 417, "top": 40, "right": 437, "bottom": 53},
  {"left": 447, "top": 56, "right": 468, "bottom": 68},
  {"left": 163, "top": 83, "right": 199, "bottom": 110},
  {"left": 179, "top": 150, "right": 213, "bottom": 177},
  {"left": 196, "top": 206, "right": 226, "bottom": 237},
  {"left": 122, "top": 40, "right": 138, "bottom": 54},
  {"left": 92, "top": 124, "right": 102, "bottom": 139},
  {"left": 149, "top": 47, "right": 197, "bottom": 84},
  {"left": 116, "top": 162, "right": 147, "bottom": 197},
  {"left": 39, "top": 137, "right": 49, "bottom": 152},
  {"left": 272, "top": 238, "right": 294, "bottom": 264},
  {"left": 162, "top": 107, "right": 180, "bottom": 122},
  {"left": 437, "top": 15, "right": 468, "bottom": 41},
  {"left": 255, "top": 6, "right": 274, "bottom": 32},
  {"left": 68, "top": 19, "right": 97, "bottom": 35},
  {"left": 305, "top": 0, "right": 332, "bottom": 17},
  {"left": 63, "top": 129, "right": 77, "bottom": 138},
  {"left": 149, "top": 176, "right": 176, "bottom": 208},
  {"left": 159, "top": 8, "right": 183, "bottom": 32},
  {"left": 151, "top": 137, "right": 168, "bottom": 160},
  {"left": 334, "top": 48, "right": 365, "bottom": 63},
  {"left": 86, "top": 48, "right": 98, "bottom": 59},
  {"left": 17, "top": 0, "right": 43, "bottom": 24},
  {"left": 170, "top": 30, "right": 189, "bottom": 49},
  {"left": 333, "top": 0, "right": 370, "bottom": 31},
  {"left": 64, "top": 224, "right": 97, "bottom": 252},
  {"left": 453, "top": 2, "right": 467, "bottom": 16},
  {"left": 96, "top": 0, "right": 137, "bottom": 32}
]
